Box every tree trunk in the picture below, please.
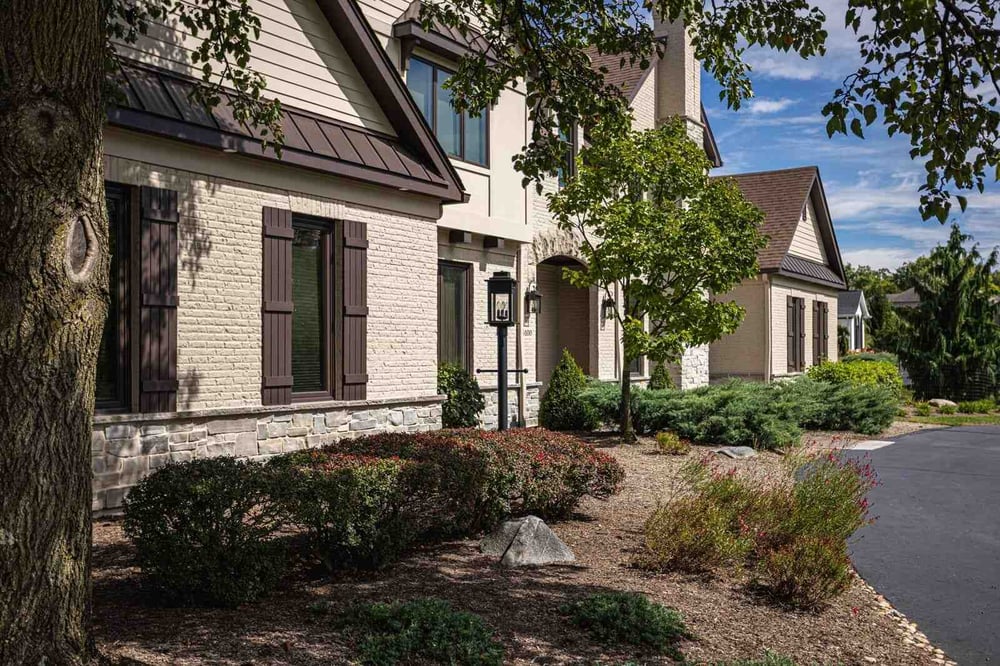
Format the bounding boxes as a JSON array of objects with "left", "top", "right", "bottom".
[
  {"left": 0, "top": 1, "right": 106, "bottom": 663},
  {"left": 619, "top": 358, "right": 636, "bottom": 444}
]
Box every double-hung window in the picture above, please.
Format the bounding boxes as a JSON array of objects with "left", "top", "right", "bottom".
[
  {"left": 787, "top": 296, "right": 806, "bottom": 372},
  {"left": 290, "top": 217, "right": 332, "bottom": 398},
  {"left": 407, "top": 57, "right": 488, "bottom": 166},
  {"left": 96, "top": 184, "right": 132, "bottom": 410}
]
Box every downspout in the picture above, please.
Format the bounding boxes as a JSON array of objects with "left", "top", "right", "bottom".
[{"left": 763, "top": 274, "right": 772, "bottom": 382}]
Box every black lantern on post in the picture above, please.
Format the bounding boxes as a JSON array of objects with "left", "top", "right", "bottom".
[
  {"left": 524, "top": 280, "right": 542, "bottom": 315},
  {"left": 486, "top": 271, "right": 517, "bottom": 430}
]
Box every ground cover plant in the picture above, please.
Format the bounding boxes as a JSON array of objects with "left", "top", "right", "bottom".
[
  {"left": 122, "top": 458, "right": 288, "bottom": 608},
  {"left": 958, "top": 398, "right": 996, "bottom": 414},
  {"left": 654, "top": 431, "right": 690, "bottom": 455},
  {"left": 560, "top": 592, "right": 688, "bottom": 658},
  {"left": 642, "top": 453, "right": 878, "bottom": 608},
  {"left": 582, "top": 378, "right": 898, "bottom": 450},
  {"left": 336, "top": 598, "right": 505, "bottom": 666}
]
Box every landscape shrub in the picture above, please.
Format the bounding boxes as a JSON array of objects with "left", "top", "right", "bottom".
[
  {"left": 560, "top": 592, "right": 688, "bottom": 657},
  {"left": 270, "top": 452, "right": 417, "bottom": 569},
  {"left": 654, "top": 431, "right": 690, "bottom": 455},
  {"left": 642, "top": 454, "right": 877, "bottom": 608},
  {"left": 438, "top": 362, "right": 486, "bottom": 427},
  {"left": 579, "top": 380, "right": 626, "bottom": 427},
  {"left": 752, "top": 536, "right": 853, "bottom": 609},
  {"left": 648, "top": 362, "right": 675, "bottom": 390},
  {"left": 958, "top": 397, "right": 996, "bottom": 413},
  {"left": 338, "top": 598, "right": 505, "bottom": 666},
  {"left": 938, "top": 404, "right": 957, "bottom": 414},
  {"left": 539, "top": 349, "right": 600, "bottom": 431},
  {"left": 841, "top": 351, "right": 899, "bottom": 365},
  {"left": 122, "top": 458, "right": 287, "bottom": 607},
  {"left": 806, "top": 359, "right": 903, "bottom": 396},
  {"left": 782, "top": 379, "right": 898, "bottom": 435},
  {"left": 914, "top": 401, "right": 931, "bottom": 416}
]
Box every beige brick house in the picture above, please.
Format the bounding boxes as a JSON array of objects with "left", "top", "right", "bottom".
[
  {"left": 92, "top": 0, "right": 717, "bottom": 510},
  {"left": 709, "top": 167, "right": 846, "bottom": 382}
]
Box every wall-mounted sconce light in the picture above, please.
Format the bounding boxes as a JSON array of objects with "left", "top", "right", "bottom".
[
  {"left": 601, "top": 295, "right": 617, "bottom": 321},
  {"left": 524, "top": 280, "right": 542, "bottom": 315}
]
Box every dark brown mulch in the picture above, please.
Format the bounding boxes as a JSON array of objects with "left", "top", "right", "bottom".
[{"left": 93, "top": 429, "right": 945, "bottom": 665}]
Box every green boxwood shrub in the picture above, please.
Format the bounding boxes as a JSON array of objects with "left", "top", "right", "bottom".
[
  {"left": 539, "top": 349, "right": 599, "bottom": 431},
  {"left": 338, "top": 598, "right": 505, "bottom": 666},
  {"left": 438, "top": 362, "right": 486, "bottom": 427},
  {"left": 560, "top": 592, "right": 688, "bottom": 657},
  {"left": 806, "top": 359, "right": 903, "bottom": 396},
  {"left": 270, "top": 452, "right": 417, "bottom": 569},
  {"left": 122, "top": 458, "right": 288, "bottom": 607},
  {"left": 648, "top": 362, "right": 675, "bottom": 390}
]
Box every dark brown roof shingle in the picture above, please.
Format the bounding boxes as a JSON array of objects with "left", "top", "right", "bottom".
[{"left": 583, "top": 47, "right": 655, "bottom": 100}]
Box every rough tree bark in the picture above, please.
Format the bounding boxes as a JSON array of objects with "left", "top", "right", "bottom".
[{"left": 0, "top": 0, "right": 106, "bottom": 662}]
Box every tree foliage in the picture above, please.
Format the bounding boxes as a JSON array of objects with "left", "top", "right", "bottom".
[
  {"left": 843, "top": 263, "right": 900, "bottom": 350},
  {"left": 548, "top": 120, "right": 765, "bottom": 438},
  {"left": 424, "top": 0, "right": 999, "bottom": 218},
  {"left": 896, "top": 225, "right": 1000, "bottom": 399}
]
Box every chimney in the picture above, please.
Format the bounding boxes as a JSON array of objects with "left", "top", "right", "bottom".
[{"left": 654, "top": 16, "right": 701, "bottom": 140}]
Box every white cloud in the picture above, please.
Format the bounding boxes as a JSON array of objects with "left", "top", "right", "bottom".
[
  {"left": 840, "top": 247, "right": 921, "bottom": 270},
  {"left": 747, "top": 97, "right": 797, "bottom": 114}
]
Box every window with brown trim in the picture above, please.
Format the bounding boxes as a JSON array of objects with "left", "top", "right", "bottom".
[
  {"left": 291, "top": 217, "right": 334, "bottom": 400},
  {"left": 812, "top": 301, "right": 830, "bottom": 363},
  {"left": 406, "top": 57, "right": 488, "bottom": 166},
  {"left": 438, "top": 260, "right": 472, "bottom": 369},
  {"left": 557, "top": 125, "right": 577, "bottom": 189}
]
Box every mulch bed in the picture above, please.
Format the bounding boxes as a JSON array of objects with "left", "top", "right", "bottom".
[{"left": 93, "top": 425, "right": 947, "bottom": 665}]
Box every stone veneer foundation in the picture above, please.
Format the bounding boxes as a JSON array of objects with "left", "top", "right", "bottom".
[
  {"left": 91, "top": 395, "right": 444, "bottom": 513},
  {"left": 478, "top": 383, "right": 542, "bottom": 429}
]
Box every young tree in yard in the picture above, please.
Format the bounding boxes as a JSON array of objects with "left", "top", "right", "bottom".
[
  {"left": 548, "top": 120, "right": 766, "bottom": 442},
  {"left": 0, "top": 2, "right": 280, "bottom": 663},
  {"left": 896, "top": 225, "right": 1000, "bottom": 400}
]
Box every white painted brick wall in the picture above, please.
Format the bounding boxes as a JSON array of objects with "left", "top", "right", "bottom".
[{"left": 104, "top": 155, "right": 439, "bottom": 410}]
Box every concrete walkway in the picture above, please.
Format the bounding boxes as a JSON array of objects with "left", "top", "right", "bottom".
[{"left": 848, "top": 427, "right": 1000, "bottom": 665}]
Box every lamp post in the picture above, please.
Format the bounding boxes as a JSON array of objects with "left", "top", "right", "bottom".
[{"left": 487, "top": 271, "right": 517, "bottom": 430}]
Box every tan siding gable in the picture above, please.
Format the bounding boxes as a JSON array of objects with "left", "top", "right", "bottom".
[
  {"left": 116, "top": 0, "right": 395, "bottom": 135},
  {"left": 787, "top": 197, "right": 828, "bottom": 264}
]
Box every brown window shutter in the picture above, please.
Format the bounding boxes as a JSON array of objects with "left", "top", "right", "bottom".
[
  {"left": 262, "top": 207, "right": 294, "bottom": 405},
  {"left": 797, "top": 298, "right": 806, "bottom": 372},
  {"left": 787, "top": 296, "right": 795, "bottom": 373},
  {"left": 139, "top": 186, "right": 179, "bottom": 412},
  {"left": 821, "top": 302, "right": 829, "bottom": 359},
  {"left": 338, "top": 220, "right": 368, "bottom": 400},
  {"left": 812, "top": 301, "right": 821, "bottom": 364}
]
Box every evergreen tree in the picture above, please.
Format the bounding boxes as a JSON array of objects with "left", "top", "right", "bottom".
[
  {"left": 539, "top": 349, "right": 598, "bottom": 431},
  {"left": 896, "top": 225, "right": 1000, "bottom": 399}
]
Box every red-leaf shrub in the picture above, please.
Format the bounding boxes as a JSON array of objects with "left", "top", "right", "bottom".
[{"left": 272, "top": 428, "right": 625, "bottom": 568}]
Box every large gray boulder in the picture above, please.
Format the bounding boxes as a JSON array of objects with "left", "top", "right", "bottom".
[
  {"left": 480, "top": 516, "right": 575, "bottom": 567},
  {"left": 928, "top": 398, "right": 958, "bottom": 408}
]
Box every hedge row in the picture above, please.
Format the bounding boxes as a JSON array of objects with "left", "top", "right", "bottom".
[
  {"left": 123, "top": 429, "right": 625, "bottom": 607},
  {"left": 580, "top": 377, "right": 899, "bottom": 450}
]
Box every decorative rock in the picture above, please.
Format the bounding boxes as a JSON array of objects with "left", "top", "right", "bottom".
[
  {"left": 928, "top": 398, "right": 957, "bottom": 408},
  {"left": 716, "top": 446, "right": 757, "bottom": 459},
  {"left": 480, "top": 516, "right": 575, "bottom": 567}
]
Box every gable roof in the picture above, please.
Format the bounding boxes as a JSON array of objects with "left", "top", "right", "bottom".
[
  {"left": 838, "top": 290, "right": 870, "bottom": 318},
  {"left": 393, "top": 0, "right": 497, "bottom": 63},
  {"left": 887, "top": 287, "right": 920, "bottom": 308},
  {"left": 582, "top": 47, "right": 722, "bottom": 168},
  {"left": 720, "top": 166, "right": 846, "bottom": 289},
  {"left": 108, "top": 0, "right": 466, "bottom": 204}
]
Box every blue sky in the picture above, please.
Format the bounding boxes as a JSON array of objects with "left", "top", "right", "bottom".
[{"left": 699, "top": 0, "right": 1000, "bottom": 271}]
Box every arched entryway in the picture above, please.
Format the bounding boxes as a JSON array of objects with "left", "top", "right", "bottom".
[{"left": 535, "top": 256, "right": 592, "bottom": 386}]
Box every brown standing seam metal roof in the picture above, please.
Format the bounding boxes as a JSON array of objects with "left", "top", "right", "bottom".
[
  {"left": 582, "top": 46, "right": 722, "bottom": 167},
  {"left": 717, "top": 166, "right": 847, "bottom": 289},
  {"left": 108, "top": 0, "right": 466, "bottom": 204}
]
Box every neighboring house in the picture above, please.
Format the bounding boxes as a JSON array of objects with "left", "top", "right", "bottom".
[
  {"left": 887, "top": 287, "right": 920, "bottom": 309},
  {"left": 92, "top": 0, "right": 711, "bottom": 511},
  {"left": 709, "top": 166, "right": 846, "bottom": 382},
  {"left": 837, "top": 290, "right": 870, "bottom": 351}
]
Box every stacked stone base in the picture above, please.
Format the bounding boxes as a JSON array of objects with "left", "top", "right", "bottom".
[
  {"left": 92, "top": 396, "right": 444, "bottom": 513},
  {"left": 479, "top": 383, "right": 542, "bottom": 429}
]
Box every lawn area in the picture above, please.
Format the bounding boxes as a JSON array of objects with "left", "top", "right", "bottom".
[
  {"left": 904, "top": 413, "right": 1000, "bottom": 427},
  {"left": 92, "top": 425, "right": 949, "bottom": 665}
]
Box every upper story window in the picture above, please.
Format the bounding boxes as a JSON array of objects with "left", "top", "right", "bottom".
[
  {"left": 407, "top": 57, "right": 488, "bottom": 166},
  {"left": 557, "top": 125, "right": 576, "bottom": 188}
]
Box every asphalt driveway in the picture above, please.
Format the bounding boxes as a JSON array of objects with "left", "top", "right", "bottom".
[{"left": 848, "top": 427, "right": 1000, "bottom": 665}]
